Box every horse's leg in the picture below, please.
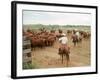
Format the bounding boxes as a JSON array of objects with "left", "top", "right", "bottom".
[
  {"left": 65, "top": 53, "right": 69, "bottom": 67},
  {"left": 61, "top": 54, "right": 63, "bottom": 64},
  {"left": 74, "top": 42, "right": 76, "bottom": 46},
  {"left": 76, "top": 39, "right": 79, "bottom": 46},
  {"left": 80, "top": 38, "right": 82, "bottom": 44},
  {"left": 76, "top": 40, "right": 78, "bottom": 46}
]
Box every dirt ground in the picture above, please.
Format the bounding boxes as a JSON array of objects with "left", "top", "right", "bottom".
[{"left": 31, "top": 36, "right": 91, "bottom": 69}]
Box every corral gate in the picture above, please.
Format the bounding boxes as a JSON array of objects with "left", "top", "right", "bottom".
[{"left": 23, "top": 36, "right": 32, "bottom": 68}]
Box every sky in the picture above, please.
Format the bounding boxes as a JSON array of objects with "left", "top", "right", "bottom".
[{"left": 23, "top": 10, "right": 91, "bottom": 25}]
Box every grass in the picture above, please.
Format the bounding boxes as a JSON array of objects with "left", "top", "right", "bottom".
[{"left": 23, "top": 61, "right": 39, "bottom": 69}]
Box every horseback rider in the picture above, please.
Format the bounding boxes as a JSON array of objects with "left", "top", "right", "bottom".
[
  {"left": 71, "top": 29, "right": 82, "bottom": 46},
  {"left": 58, "top": 33, "right": 70, "bottom": 53},
  {"left": 58, "top": 33, "right": 70, "bottom": 65},
  {"left": 75, "top": 29, "right": 82, "bottom": 42},
  {"left": 75, "top": 30, "right": 80, "bottom": 40}
]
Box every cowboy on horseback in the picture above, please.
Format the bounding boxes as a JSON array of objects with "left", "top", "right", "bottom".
[
  {"left": 72, "top": 29, "right": 82, "bottom": 46},
  {"left": 58, "top": 33, "right": 70, "bottom": 65},
  {"left": 76, "top": 31, "right": 80, "bottom": 39},
  {"left": 58, "top": 33, "right": 69, "bottom": 52}
]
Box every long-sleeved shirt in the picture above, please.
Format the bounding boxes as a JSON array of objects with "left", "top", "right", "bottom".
[{"left": 59, "top": 36, "right": 68, "bottom": 44}]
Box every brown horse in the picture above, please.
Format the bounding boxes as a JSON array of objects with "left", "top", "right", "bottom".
[{"left": 58, "top": 45, "right": 70, "bottom": 66}]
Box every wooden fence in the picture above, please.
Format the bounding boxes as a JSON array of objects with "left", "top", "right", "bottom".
[{"left": 23, "top": 36, "right": 32, "bottom": 64}]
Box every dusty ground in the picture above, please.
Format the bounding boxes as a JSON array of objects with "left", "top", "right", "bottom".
[{"left": 31, "top": 36, "right": 91, "bottom": 69}]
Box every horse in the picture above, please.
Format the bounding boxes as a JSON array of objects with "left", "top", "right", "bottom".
[{"left": 58, "top": 45, "right": 70, "bottom": 66}]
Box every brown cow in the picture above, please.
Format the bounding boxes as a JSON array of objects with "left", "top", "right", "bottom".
[{"left": 24, "top": 29, "right": 57, "bottom": 50}]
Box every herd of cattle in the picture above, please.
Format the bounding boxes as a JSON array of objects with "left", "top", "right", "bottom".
[{"left": 23, "top": 28, "right": 91, "bottom": 50}]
